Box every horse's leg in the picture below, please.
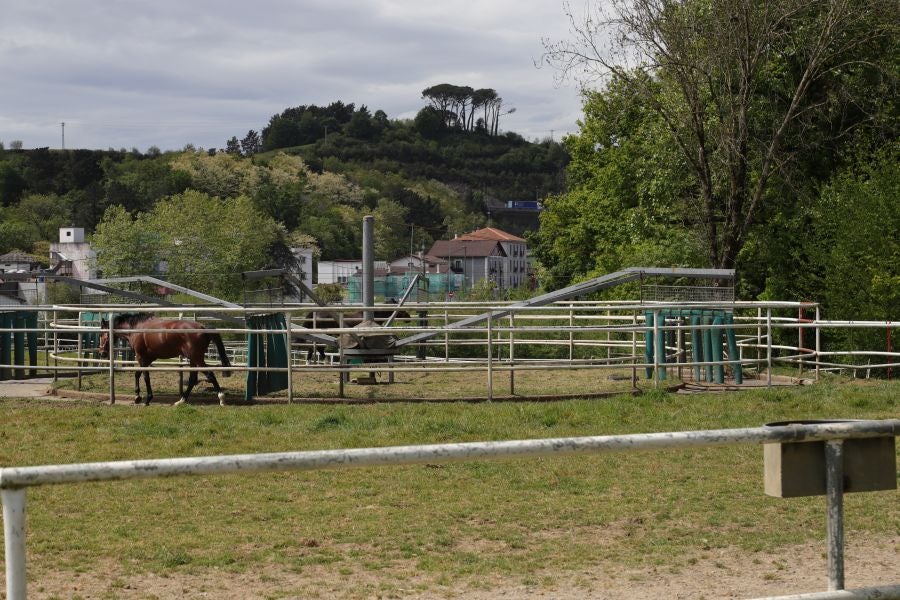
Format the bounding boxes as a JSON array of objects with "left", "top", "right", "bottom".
[
  {"left": 143, "top": 369, "right": 153, "bottom": 405},
  {"left": 134, "top": 369, "right": 142, "bottom": 404},
  {"left": 199, "top": 356, "right": 226, "bottom": 406},
  {"left": 174, "top": 370, "right": 199, "bottom": 406}
]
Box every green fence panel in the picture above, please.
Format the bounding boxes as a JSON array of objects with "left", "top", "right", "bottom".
[
  {"left": 13, "top": 313, "right": 26, "bottom": 379},
  {"left": 24, "top": 312, "right": 38, "bottom": 376},
  {"left": 0, "top": 312, "right": 11, "bottom": 380},
  {"left": 245, "top": 314, "right": 289, "bottom": 401}
]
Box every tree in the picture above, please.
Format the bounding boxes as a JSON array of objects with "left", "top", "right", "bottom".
[
  {"left": 0, "top": 162, "right": 27, "bottom": 206},
  {"left": 13, "top": 193, "right": 73, "bottom": 241},
  {"left": 542, "top": 0, "right": 897, "bottom": 268},
  {"left": 92, "top": 191, "right": 282, "bottom": 299},
  {"left": 240, "top": 130, "right": 262, "bottom": 156},
  {"left": 531, "top": 77, "right": 702, "bottom": 289},
  {"left": 345, "top": 105, "right": 375, "bottom": 139},
  {"left": 263, "top": 115, "right": 303, "bottom": 151},
  {"left": 91, "top": 205, "right": 160, "bottom": 278},
  {"left": 9, "top": 141, "right": 23, "bottom": 150},
  {"left": 414, "top": 107, "right": 445, "bottom": 139},
  {"left": 225, "top": 137, "right": 241, "bottom": 155}
]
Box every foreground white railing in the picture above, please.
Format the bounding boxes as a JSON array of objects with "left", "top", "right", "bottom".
[{"left": 2, "top": 420, "right": 898, "bottom": 599}]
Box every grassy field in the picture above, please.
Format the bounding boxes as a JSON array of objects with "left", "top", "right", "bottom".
[
  {"left": 1, "top": 379, "right": 898, "bottom": 597},
  {"left": 54, "top": 363, "right": 662, "bottom": 401}
]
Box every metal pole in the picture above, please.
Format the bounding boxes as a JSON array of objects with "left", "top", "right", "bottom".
[
  {"left": 362, "top": 215, "right": 374, "bottom": 321},
  {"left": 568, "top": 305, "right": 574, "bottom": 362},
  {"left": 509, "top": 313, "right": 515, "bottom": 396},
  {"left": 767, "top": 308, "right": 773, "bottom": 388},
  {"left": 338, "top": 313, "right": 345, "bottom": 397},
  {"left": 487, "top": 312, "right": 493, "bottom": 401},
  {"left": 825, "top": 440, "right": 845, "bottom": 591},
  {"left": 108, "top": 313, "right": 116, "bottom": 404},
  {"left": 285, "top": 311, "right": 293, "bottom": 404},
  {"left": 2, "top": 488, "right": 27, "bottom": 600},
  {"left": 444, "top": 309, "right": 449, "bottom": 362},
  {"left": 757, "top": 306, "right": 762, "bottom": 374},
  {"left": 76, "top": 313, "right": 83, "bottom": 391},
  {"left": 631, "top": 312, "right": 637, "bottom": 387},
  {"left": 816, "top": 305, "right": 821, "bottom": 382},
  {"left": 653, "top": 310, "right": 660, "bottom": 389},
  {"left": 52, "top": 309, "right": 58, "bottom": 383}
]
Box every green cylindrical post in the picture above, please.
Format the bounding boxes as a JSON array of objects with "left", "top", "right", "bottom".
[
  {"left": 724, "top": 313, "right": 742, "bottom": 384},
  {"left": 711, "top": 314, "right": 724, "bottom": 384},
  {"left": 702, "top": 314, "right": 714, "bottom": 382},
  {"left": 656, "top": 313, "right": 667, "bottom": 381},
  {"left": 690, "top": 314, "right": 702, "bottom": 382},
  {"left": 644, "top": 311, "right": 654, "bottom": 379}
]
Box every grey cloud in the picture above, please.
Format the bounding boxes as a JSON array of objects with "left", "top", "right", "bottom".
[{"left": 0, "top": 0, "right": 582, "bottom": 150}]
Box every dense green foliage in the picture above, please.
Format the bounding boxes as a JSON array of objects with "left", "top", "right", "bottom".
[
  {"left": 0, "top": 101, "right": 567, "bottom": 297},
  {"left": 533, "top": 0, "right": 898, "bottom": 324}
]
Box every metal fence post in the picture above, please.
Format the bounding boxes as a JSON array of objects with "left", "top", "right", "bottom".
[
  {"left": 568, "top": 305, "right": 574, "bottom": 362},
  {"left": 285, "top": 311, "right": 293, "bottom": 404},
  {"left": 444, "top": 308, "right": 449, "bottom": 362},
  {"left": 108, "top": 313, "right": 116, "bottom": 405},
  {"left": 825, "top": 440, "right": 845, "bottom": 591},
  {"left": 338, "top": 313, "right": 345, "bottom": 397},
  {"left": 2, "top": 488, "right": 27, "bottom": 600},
  {"left": 815, "top": 305, "right": 821, "bottom": 382},
  {"left": 509, "top": 312, "right": 515, "bottom": 396},
  {"left": 766, "top": 308, "right": 773, "bottom": 388},
  {"left": 653, "top": 310, "right": 660, "bottom": 389},
  {"left": 52, "top": 309, "right": 58, "bottom": 383},
  {"left": 487, "top": 312, "right": 493, "bottom": 401}
]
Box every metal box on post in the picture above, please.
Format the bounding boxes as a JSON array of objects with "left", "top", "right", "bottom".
[{"left": 764, "top": 420, "right": 897, "bottom": 498}]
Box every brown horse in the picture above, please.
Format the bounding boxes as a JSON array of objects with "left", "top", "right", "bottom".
[
  {"left": 98, "top": 313, "right": 232, "bottom": 406},
  {"left": 301, "top": 308, "right": 410, "bottom": 362}
]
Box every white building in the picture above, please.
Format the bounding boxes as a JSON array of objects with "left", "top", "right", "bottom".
[
  {"left": 317, "top": 259, "right": 388, "bottom": 285},
  {"left": 289, "top": 246, "right": 314, "bottom": 291},
  {"left": 49, "top": 227, "right": 96, "bottom": 280}
]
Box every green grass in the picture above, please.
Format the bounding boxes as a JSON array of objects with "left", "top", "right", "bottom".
[
  {"left": 54, "top": 363, "right": 659, "bottom": 401},
  {"left": 1, "top": 379, "right": 897, "bottom": 591}
]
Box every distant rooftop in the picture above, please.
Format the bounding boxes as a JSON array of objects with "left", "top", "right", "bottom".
[{"left": 456, "top": 227, "right": 525, "bottom": 243}]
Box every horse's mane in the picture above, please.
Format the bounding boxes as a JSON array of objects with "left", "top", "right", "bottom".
[{"left": 113, "top": 313, "right": 154, "bottom": 328}]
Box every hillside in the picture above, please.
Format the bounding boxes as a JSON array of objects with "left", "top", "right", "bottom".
[{"left": 0, "top": 105, "right": 568, "bottom": 267}]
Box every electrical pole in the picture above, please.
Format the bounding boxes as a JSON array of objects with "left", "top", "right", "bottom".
[{"left": 61, "top": 122, "right": 65, "bottom": 150}]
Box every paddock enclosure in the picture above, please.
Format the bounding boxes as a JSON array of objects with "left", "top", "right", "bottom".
[
  {"left": 3, "top": 297, "right": 899, "bottom": 403},
  {"left": 2, "top": 296, "right": 898, "bottom": 599}
]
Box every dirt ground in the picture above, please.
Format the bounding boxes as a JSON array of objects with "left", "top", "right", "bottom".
[{"left": 14, "top": 535, "right": 898, "bottom": 599}]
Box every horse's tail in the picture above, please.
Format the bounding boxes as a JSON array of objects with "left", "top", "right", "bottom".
[{"left": 211, "top": 333, "right": 232, "bottom": 377}]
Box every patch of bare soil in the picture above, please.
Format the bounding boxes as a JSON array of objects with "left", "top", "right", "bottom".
[{"left": 16, "top": 535, "right": 898, "bottom": 599}]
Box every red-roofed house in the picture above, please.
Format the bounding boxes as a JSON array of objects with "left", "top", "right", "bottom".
[{"left": 427, "top": 227, "right": 529, "bottom": 291}]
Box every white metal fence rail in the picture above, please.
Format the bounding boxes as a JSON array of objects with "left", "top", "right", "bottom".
[{"left": 2, "top": 420, "right": 898, "bottom": 599}]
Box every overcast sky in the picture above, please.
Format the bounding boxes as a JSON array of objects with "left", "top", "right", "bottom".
[{"left": 0, "top": 0, "right": 586, "bottom": 152}]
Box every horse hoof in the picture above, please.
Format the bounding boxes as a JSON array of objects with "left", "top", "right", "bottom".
[
  {"left": 218, "top": 392, "right": 226, "bottom": 406},
  {"left": 173, "top": 398, "right": 186, "bottom": 407},
  {"left": 134, "top": 396, "right": 142, "bottom": 404}
]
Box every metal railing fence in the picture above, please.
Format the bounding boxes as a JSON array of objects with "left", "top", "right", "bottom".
[
  {"left": 1, "top": 301, "right": 898, "bottom": 401},
  {"left": 1, "top": 419, "right": 898, "bottom": 599}
]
